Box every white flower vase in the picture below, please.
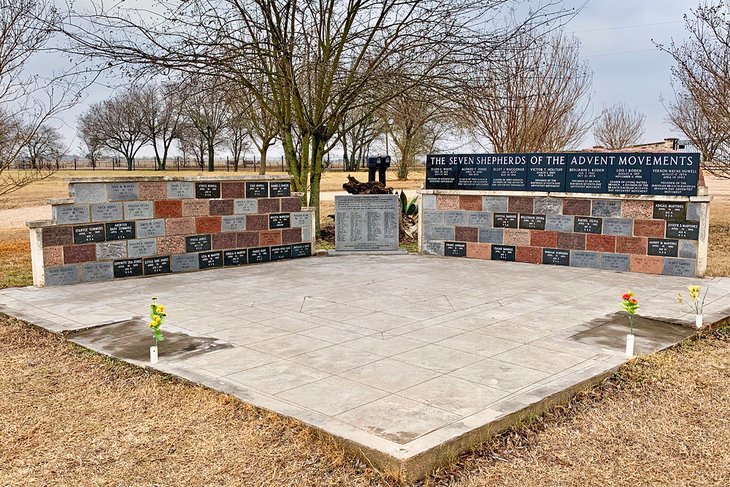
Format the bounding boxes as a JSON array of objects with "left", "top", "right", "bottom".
[
  {"left": 625, "top": 333, "right": 635, "bottom": 357},
  {"left": 150, "top": 345, "right": 159, "bottom": 364},
  {"left": 695, "top": 314, "right": 703, "bottom": 329}
]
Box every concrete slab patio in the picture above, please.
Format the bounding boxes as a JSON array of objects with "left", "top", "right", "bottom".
[{"left": 2, "top": 254, "right": 730, "bottom": 480}]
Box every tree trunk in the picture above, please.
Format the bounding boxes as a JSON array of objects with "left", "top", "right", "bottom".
[
  {"left": 207, "top": 141, "right": 215, "bottom": 172},
  {"left": 126, "top": 155, "right": 133, "bottom": 171},
  {"left": 258, "top": 144, "right": 269, "bottom": 175},
  {"left": 308, "top": 137, "right": 326, "bottom": 237}
]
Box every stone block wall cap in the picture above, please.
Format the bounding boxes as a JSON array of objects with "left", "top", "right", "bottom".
[
  {"left": 48, "top": 197, "right": 76, "bottom": 205},
  {"left": 64, "top": 175, "right": 291, "bottom": 183},
  {"left": 418, "top": 188, "right": 702, "bottom": 201},
  {"left": 27, "top": 219, "right": 55, "bottom": 229}
]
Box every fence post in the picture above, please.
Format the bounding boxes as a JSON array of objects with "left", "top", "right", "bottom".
[
  {"left": 74, "top": 157, "right": 77, "bottom": 170},
  {"left": 281, "top": 155, "right": 284, "bottom": 172},
  {"left": 253, "top": 155, "right": 256, "bottom": 172}
]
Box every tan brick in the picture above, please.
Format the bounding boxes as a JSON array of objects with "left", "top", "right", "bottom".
[
  {"left": 436, "top": 194, "right": 459, "bottom": 210},
  {"left": 466, "top": 242, "right": 490, "bottom": 259},
  {"left": 630, "top": 255, "right": 664, "bottom": 274},
  {"left": 503, "top": 229, "right": 531, "bottom": 246},
  {"left": 43, "top": 246, "right": 64, "bottom": 267},
  {"left": 621, "top": 200, "right": 653, "bottom": 219}
]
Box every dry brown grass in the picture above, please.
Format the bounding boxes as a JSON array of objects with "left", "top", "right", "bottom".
[{"left": 0, "top": 228, "right": 31, "bottom": 289}]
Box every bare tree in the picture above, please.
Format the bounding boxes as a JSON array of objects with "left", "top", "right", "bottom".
[
  {"left": 77, "top": 123, "right": 104, "bottom": 169},
  {"left": 593, "top": 102, "right": 646, "bottom": 149},
  {"left": 138, "top": 83, "right": 185, "bottom": 170},
  {"left": 24, "top": 124, "right": 65, "bottom": 169},
  {"left": 78, "top": 88, "right": 150, "bottom": 170},
  {"left": 335, "top": 108, "right": 382, "bottom": 172},
  {"left": 184, "top": 82, "right": 229, "bottom": 172},
  {"left": 459, "top": 30, "right": 592, "bottom": 153},
  {"left": 665, "top": 92, "right": 727, "bottom": 168},
  {"left": 225, "top": 109, "right": 251, "bottom": 172}
]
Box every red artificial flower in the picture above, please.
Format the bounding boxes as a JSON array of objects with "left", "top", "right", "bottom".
[
  {"left": 630, "top": 298, "right": 637, "bottom": 304},
  {"left": 622, "top": 293, "right": 631, "bottom": 300}
]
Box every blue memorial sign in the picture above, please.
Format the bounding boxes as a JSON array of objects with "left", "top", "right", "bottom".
[
  {"left": 650, "top": 153, "right": 701, "bottom": 196},
  {"left": 488, "top": 154, "right": 528, "bottom": 191},
  {"left": 527, "top": 153, "right": 567, "bottom": 191}
]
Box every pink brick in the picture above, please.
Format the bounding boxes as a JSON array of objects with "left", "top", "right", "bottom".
[
  {"left": 281, "top": 197, "right": 302, "bottom": 212},
  {"left": 630, "top": 255, "right": 663, "bottom": 274},
  {"left": 165, "top": 217, "right": 196, "bottom": 235},
  {"left": 63, "top": 244, "right": 95, "bottom": 264},
  {"left": 621, "top": 200, "right": 653, "bottom": 219},
  {"left": 282, "top": 227, "right": 302, "bottom": 244},
  {"left": 259, "top": 230, "right": 282, "bottom": 246},
  {"left": 182, "top": 199, "right": 210, "bottom": 217},
  {"left": 157, "top": 236, "right": 185, "bottom": 254},
  {"left": 221, "top": 182, "right": 245, "bottom": 199},
  {"left": 466, "top": 242, "right": 490, "bottom": 259},
  {"left": 212, "top": 232, "right": 237, "bottom": 250},
  {"left": 436, "top": 195, "right": 460, "bottom": 210},
  {"left": 503, "top": 229, "right": 531, "bottom": 246},
  {"left": 137, "top": 182, "right": 167, "bottom": 200},
  {"left": 43, "top": 246, "right": 64, "bottom": 267}
]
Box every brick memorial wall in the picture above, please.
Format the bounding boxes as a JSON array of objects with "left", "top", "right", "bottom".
[
  {"left": 27, "top": 176, "right": 315, "bottom": 286},
  {"left": 419, "top": 152, "right": 711, "bottom": 277}
]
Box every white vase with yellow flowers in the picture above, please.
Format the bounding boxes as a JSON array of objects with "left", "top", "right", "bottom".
[
  {"left": 148, "top": 297, "right": 167, "bottom": 364},
  {"left": 677, "top": 285, "right": 708, "bottom": 329}
]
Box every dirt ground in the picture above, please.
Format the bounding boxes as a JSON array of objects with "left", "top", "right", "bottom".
[{"left": 1, "top": 315, "right": 729, "bottom": 486}]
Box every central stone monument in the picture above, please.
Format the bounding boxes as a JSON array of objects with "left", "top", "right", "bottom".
[{"left": 335, "top": 194, "right": 399, "bottom": 251}]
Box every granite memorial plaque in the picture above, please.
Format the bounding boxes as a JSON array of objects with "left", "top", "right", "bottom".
[
  {"left": 292, "top": 243, "right": 312, "bottom": 258},
  {"left": 91, "top": 203, "right": 123, "bottom": 222},
  {"left": 335, "top": 195, "right": 399, "bottom": 251},
  {"left": 108, "top": 183, "right": 138, "bottom": 201},
  {"left": 600, "top": 253, "right": 631, "bottom": 272},
  {"left": 493, "top": 213, "right": 518, "bottom": 228},
  {"left": 186, "top": 235, "right": 212, "bottom": 253},
  {"left": 603, "top": 218, "right": 633, "bottom": 236},
  {"left": 479, "top": 228, "right": 504, "bottom": 244},
  {"left": 113, "top": 258, "right": 143, "bottom": 278},
  {"left": 221, "top": 215, "right": 246, "bottom": 232},
  {"left": 124, "top": 201, "right": 154, "bottom": 220},
  {"left": 543, "top": 248, "right": 570, "bottom": 266},
  {"left": 491, "top": 245, "right": 516, "bottom": 261},
  {"left": 489, "top": 154, "right": 528, "bottom": 190},
  {"left": 574, "top": 216, "right": 602, "bottom": 234},
  {"left": 234, "top": 198, "right": 258, "bottom": 214},
  {"left": 269, "top": 213, "right": 291, "bottom": 229},
  {"left": 290, "top": 212, "right": 312, "bottom": 228},
  {"left": 73, "top": 224, "right": 105, "bottom": 244},
  {"left": 96, "top": 241, "right": 127, "bottom": 260},
  {"left": 455, "top": 155, "right": 490, "bottom": 190},
  {"left": 545, "top": 215, "right": 574, "bottom": 233},
  {"left": 650, "top": 153, "right": 700, "bottom": 196},
  {"left": 663, "top": 258, "right": 696, "bottom": 277},
  {"left": 54, "top": 205, "right": 90, "bottom": 225},
  {"left": 82, "top": 262, "right": 114, "bottom": 282},
  {"left": 167, "top": 181, "right": 195, "bottom": 199},
  {"left": 444, "top": 241, "right": 467, "bottom": 257},
  {"left": 606, "top": 153, "right": 652, "bottom": 194},
  {"left": 269, "top": 182, "right": 291, "bottom": 197},
  {"left": 105, "top": 221, "right": 136, "bottom": 241},
  {"left": 127, "top": 239, "right": 157, "bottom": 258},
  {"left": 570, "top": 250, "right": 599, "bottom": 268},
  {"left": 246, "top": 182, "right": 269, "bottom": 198},
  {"left": 467, "top": 212, "right": 492, "bottom": 228},
  {"left": 426, "top": 154, "right": 461, "bottom": 189},
  {"left": 528, "top": 154, "right": 567, "bottom": 191},
  {"left": 565, "top": 154, "right": 609, "bottom": 193},
  {"left": 45, "top": 266, "right": 80, "bottom": 286},
  {"left": 198, "top": 251, "right": 223, "bottom": 268},
  {"left": 518, "top": 214, "right": 546, "bottom": 230},
  {"left": 171, "top": 253, "right": 199, "bottom": 272},
  {"left": 653, "top": 202, "right": 686, "bottom": 221},
  {"left": 248, "top": 247, "right": 271, "bottom": 263},
  {"left": 648, "top": 238, "right": 679, "bottom": 257},
  {"left": 143, "top": 256, "right": 171, "bottom": 275},
  {"left": 195, "top": 182, "right": 221, "bottom": 199},
  {"left": 270, "top": 245, "right": 292, "bottom": 260},
  {"left": 665, "top": 221, "right": 700, "bottom": 240},
  {"left": 223, "top": 249, "right": 248, "bottom": 266},
  {"left": 136, "top": 219, "right": 165, "bottom": 238}
]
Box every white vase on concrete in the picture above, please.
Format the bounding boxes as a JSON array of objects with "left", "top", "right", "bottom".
[
  {"left": 625, "top": 334, "right": 635, "bottom": 357},
  {"left": 695, "top": 314, "right": 703, "bottom": 329},
  {"left": 150, "top": 345, "right": 159, "bottom": 364}
]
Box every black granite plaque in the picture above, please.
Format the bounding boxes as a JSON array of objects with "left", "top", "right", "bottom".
[
  {"left": 269, "top": 213, "right": 291, "bottom": 229},
  {"left": 198, "top": 251, "right": 223, "bottom": 268},
  {"left": 186, "top": 235, "right": 212, "bottom": 253},
  {"left": 248, "top": 247, "right": 271, "bottom": 263},
  {"left": 444, "top": 241, "right": 467, "bottom": 257},
  {"left": 223, "top": 249, "right": 248, "bottom": 266},
  {"left": 195, "top": 182, "right": 221, "bottom": 199},
  {"left": 518, "top": 214, "right": 546, "bottom": 230},
  {"left": 113, "top": 258, "right": 143, "bottom": 278},
  {"left": 270, "top": 245, "right": 292, "bottom": 260},
  {"left": 426, "top": 154, "right": 461, "bottom": 189},
  {"left": 543, "top": 248, "right": 570, "bottom": 266},
  {"left": 292, "top": 243, "right": 312, "bottom": 258},
  {"left": 648, "top": 238, "right": 679, "bottom": 257},
  {"left": 269, "top": 182, "right": 291, "bottom": 197},
  {"left": 494, "top": 213, "right": 518, "bottom": 228},
  {"left": 455, "top": 155, "right": 490, "bottom": 190},
  {"left": 73, "top": 224, "right": 105, "bottom": 244},
  {"left": 650, "top": 153, "right": 700, "bottom": 196},
  {"left": 574, "top": 216, "right": 602, "bottom": 234},
  {"left": 566, "top": 154, "right": 610, "bottom": 193},
  {"left": 143, "top": 256, "right": 171, "bottom": 275},
  {"left": 527, "top": 154, "right": 567, "bottom": 191},
  {"left": 491, "top": 245, "right": 516, "bottom": 261},
  {"left": 606, "top": 153, "right": 653, "bottom": 194},
  {"left": 246, "top": 182, "right": 269, "bottom": 198},
  {"left": 653, "top": 202, "right": 686, "bottom": 221},
  {"left": 666, "top": 221, "right": 700, "bottom": 240},
  {"left": 105, "top": 221, "right": 136, "bottom": 241},
  {"left": 489, "top": 154, "right": 528, "bottom": 191}
]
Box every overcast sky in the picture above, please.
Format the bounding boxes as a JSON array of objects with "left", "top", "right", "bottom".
[{"left": 38, "top": 0, "right": 698, "bottom": 157}]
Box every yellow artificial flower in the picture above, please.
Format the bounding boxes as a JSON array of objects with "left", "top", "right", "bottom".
[
  {"left": 157, "top": 305, "right": 165, "bottom": 312},
  {"left": 677, "top": 293, "right": 684, "bottom": 304},
  {"left": 688, "top": 285, "right": 700, "bottom": 300},
  {"left": 148, "top": 322, "right": 155, "bottom": 328}
]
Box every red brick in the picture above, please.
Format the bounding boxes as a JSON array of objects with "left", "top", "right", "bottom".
[
  {"left": 42, "top": 226, "right": 73, "bottom": 247},
  {"left": 137, "top": 182, "right": 167, "bottom": 200},
  {"left": 221, "top": 182, "right": 245, "bottom": 199},
  {"left": 209, "top": 199, "right": 234, "bottom": 216},
  {"left": 196, "top": 216, "right": 221, "bottom": 234},
  {"left": 621, "top": 200, "right": 653, "bottom": 219},
  {"left": 616, "top": 236, "right": 647, "bottom": 255},
  {"left": 282, "top": 227, "right": 302, "bottom": 244},
  {"left": 257, "top": 198, "right": 281, "bottom": 214},
  {"left": 633, "top": 219, "right": 665, "bottom": 238},
  {"left": 586, "top": 234, "right": 616, "bottom": 253},
  {"left": 503, "top": 229, "right": 531, "bottom": 246},
  {"left": 182, "top": 199, "right": 209, "bottom": 217},
  {"left": 236, "top": 231, "right": 259, "bottom": 248},
  {"left": 630, "top": 255, "right": 664, "bottom": 274},
  {"left": 556, "top": 232, "right": 586, "bottom": 250},
  {"left": 454, "top": 226, "right": 478, "bottom": 242},
  {"left": 43, "top": 246, "right": 64, "bottom": 267},
  {"left": 246, "top": 214, "right": 269, "bottom": 231},
  {"left": 281, "top": 197, "right": 302, "bottom": 212},
  {"left": 563, "top": 199, "right": 591, "bottom": 216},
  {"left": 63, "top": 244, "right": 95, "bottom": 264},
  {"left": 155, "top": 200, "right": 182, "bottom": 218},
  {"left": 516, "top": 246, "right": 542, "bottom": 264},
  {"left": 459, "top": 195, "right": 482, "bottom": 211},
  {"left": 436, "top": 195, "right": 459, "bottom": 210},
  {"left": 508, "top": 196, "right": 534, "bottom": 214},
  {"left": 165, "top": 217, "right": 196, "bottom": 235},
  {"left": 466, "top": 242, "right": 490, "bottom": 260},
  {"left": 259, "top": 230, "right": 282, "bottom": 246},
  {"left": 530, "top": 230, "right": 558, "bottom": 248},
  {"left": 212, "top": 232, "right": 237, "bottom": 250},
  {"left": 157, "top": 236, "right": 185, "bottom": 254}
]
